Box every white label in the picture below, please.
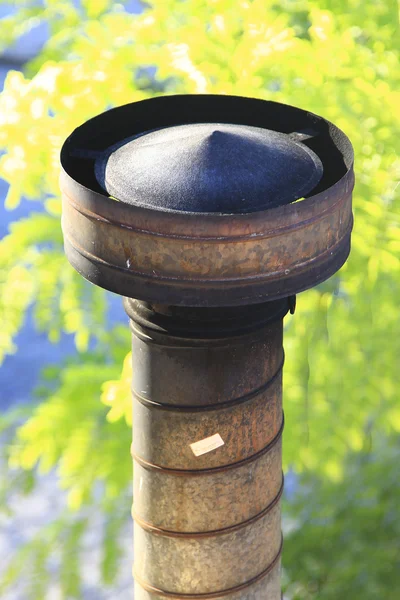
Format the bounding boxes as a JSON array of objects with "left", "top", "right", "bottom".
[{"left": 190, "top": 433, "right": 224, "bottom": 457}]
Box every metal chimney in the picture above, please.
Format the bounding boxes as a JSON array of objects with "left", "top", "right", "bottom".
[{"left": 60, "top": 95, "right": 354, "bottom": 599}]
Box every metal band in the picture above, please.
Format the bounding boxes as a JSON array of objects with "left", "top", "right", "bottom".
[
  {"left": 131, "top": 414, "right": 284, "bottom": 476},
  {"left": 133, "top": 476, "right": 283, "bottom": 539},
  {"left": 63, "top": 218, "right": 352, "bottom": 284},
  {"left": 132, "top": 353, "right": 284, "bottom": 412},
  {"left": 128, "top": 318, "right": 284, "bottom": 347},
  {"left": 63, "top": 179, "right": 350, "bottom": 241},
  {"left": 134, "top": 535, "right": 283, "bottom": 598},
  {"left": 125, "top": 297, "right": 289, "bottom": 338}
]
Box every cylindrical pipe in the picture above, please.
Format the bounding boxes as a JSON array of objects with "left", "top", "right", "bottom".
[
  {"left": 60, "top": 93, "right": 353, "bottom": 600},
  {"left": 124, "top": 298, "right": 291, "bottom": 598}
]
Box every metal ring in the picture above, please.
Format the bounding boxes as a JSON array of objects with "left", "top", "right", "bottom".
[
  {"left": 132, "top": 476, "right": 283, "bottom": 538},
  {"left": 132, "top": 353, "right": 284, "bottom": 412},
  {"left": 124, "top": 297, "right": 290, "bottom": 337},
  {"left": 128, "top": 318, "right": 284, "bottom": 348},
  {"left": 131, "top": 415, "right": 284, "bottom": 476},
  {"left": 63, "top": 217, "right": 352, "bottom": 283},
  {"left": 134, "top": 535, "right": 283, "bottom": 598}
]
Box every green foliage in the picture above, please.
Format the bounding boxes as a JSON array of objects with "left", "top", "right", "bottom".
[
  {"left": 8, "top": 345, "right": 132, "bottom": 509},
  {"left": 282, "top": 434, "right": 400, "bottom": 600},
  {"left": 0, "top": 0, "right": 399, "bottom": 597},
  {"left": 0, "top": 506, "right": 129, "bottom": 599},
  {"left": 0, "top": 211, "right": 108, "bottom": 356},
  {"left": 0, "top": 332, "right": 131, "bottom": 597}
]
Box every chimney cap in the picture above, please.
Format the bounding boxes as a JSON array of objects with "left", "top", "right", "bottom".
[{"left": 60, "top": 94, "right": 354, "bottom": 307}]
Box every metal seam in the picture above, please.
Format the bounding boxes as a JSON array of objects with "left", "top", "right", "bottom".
[
  {"left": 131, "top": 354, "right": 284, "bottom": 412},
  {"left": 134, "top": 535, "right": 283, "bottom": 598},
  {"left": 128, "top": 318, "right": 284, "bottom": 347},
  {"left": 133, "top": 478, "right": 283, "bottom": 539},
  {"left": 62, "top": 181, "right": 351, "bottom": 240},
  {"left": 124, "top": 299, "right": 288, "bottom": 337},
  {"left": 62, "top": 218, "right": 353, "bottom": 284},
  {"left": 131, "top": 415, "right": 284, "bottom": 476}
]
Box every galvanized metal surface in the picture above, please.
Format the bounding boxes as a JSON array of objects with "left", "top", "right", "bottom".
[
  {"left": 126, "top": 304, "right": 285, "bottom": 413},
  {"left": 130, "top": 301, "right": 285, "bottom": 597},
  {"left": 60, "top": 94, "right": 354, "bottom": 307},
  {"left": 133, "top": 502, "right": 281, "bottom": 595},
  {"left": 131, "top": 372, "right": 283, "bottom": 471},
  {"left": 134, "top": 558, "right": 281, "bottom": 599},
  {"left": 132, "top": 435, "right": 282, "bottom": 532}
]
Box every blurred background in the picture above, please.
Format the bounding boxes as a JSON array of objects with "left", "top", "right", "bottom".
[{"left": 0, "top": 1, "right": 399, "bottom": 599}]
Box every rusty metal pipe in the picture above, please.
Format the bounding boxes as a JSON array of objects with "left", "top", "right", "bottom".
[
  {"left": 60, "top": 94, "right": 354, "bottom": 598},
  {"left": 125, "top": 298, "right": 290, "bottom": 598}
]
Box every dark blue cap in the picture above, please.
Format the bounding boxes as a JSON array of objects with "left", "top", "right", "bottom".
[{"left": 95, "top": 122, "right": 323, "bottom": 214}]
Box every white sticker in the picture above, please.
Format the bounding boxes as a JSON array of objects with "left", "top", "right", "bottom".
[{"left": 190, "top": 433, "right": 224, "bottom": 457}]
